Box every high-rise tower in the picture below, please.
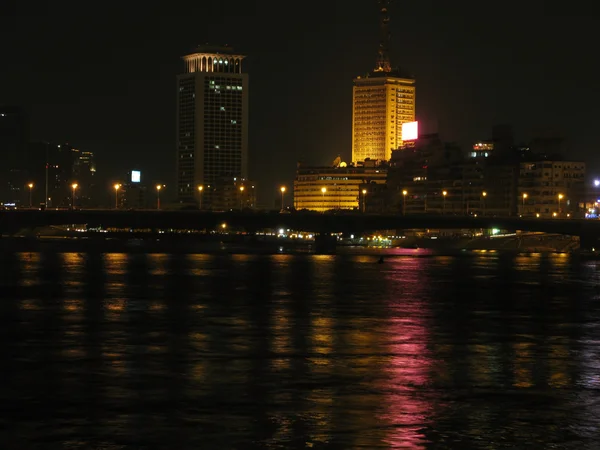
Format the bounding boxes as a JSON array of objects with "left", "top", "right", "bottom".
[
  {"left": 351, "top": 0, "right": 415, "bottom": 163},
  {"left": 176, "top": 45, "right": 249, "bottom": 204}
]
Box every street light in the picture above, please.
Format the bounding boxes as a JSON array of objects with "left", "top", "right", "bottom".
[
  {"left": 198, "top": 185, "right": 204, "bottom": 209},
  {"left": 362, "top": 188, "right": 367, "bottom": 213},
  {"left": 558, "top": 193, "right": 564, "bottom": 216},
  {"left": 156, "top": 184, "right": 162, "bottom": 210},
  {"left": 280, "top": 186, "right": 286, "bottom": 210},
  {"left": 442, "top": 190, "right": 447, "bottom": 215},
  {"left": 71, "top": 183, "right": 78, "bottom": 209},
  {"left": 321, "top": 187, "right": 327, "bottom": 212},
  {"left": 482, "top": 191, "right": 487, "bottom": 216},
  {"left": 114, "top": 183, "right": 120, "bottom": 209},
  {"left": 522, "top": 193, "right": 528, "bottom": 216},
  {"left": 27, "top": 183, "right": 33, "bottom": 208},
  {"left": 239, "top": 185, "right": 245, "bottom": 209},
  {"left": 402, "top": 190, "right": 408, "bottom": 215}
]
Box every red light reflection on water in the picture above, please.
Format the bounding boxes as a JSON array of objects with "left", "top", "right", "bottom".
[{"left": 379, "top": 257, "right": 436, "bottom": 448}]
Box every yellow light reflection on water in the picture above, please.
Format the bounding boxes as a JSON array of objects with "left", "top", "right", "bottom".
[
  {"left": 188, "top": 254, "right": 214, "bottom": 276},
  {"left": 513, "top": 341, "right": 534, "bottom": 388},
  {"left": 270, "top": 304, "right": 292, "bottom": 371},
  {"left": 62, "top": 298, "right": 84, "bottom": 313},
  {"left": 548, "top": 338, "right": 570, "bottom": 388},
  {"left": 17, "top": 252, "right": 40, "bottom": 287},
  {"left": 148, "top": 253, "right": 169, "bottom": 276}
]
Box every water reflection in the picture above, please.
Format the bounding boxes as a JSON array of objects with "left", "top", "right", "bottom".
[{"left": 0, "top": 251, "right": 598, "bottom": 448}]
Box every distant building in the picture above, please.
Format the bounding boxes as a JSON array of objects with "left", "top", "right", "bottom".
[
  {"left": 293, "top": 159, "right": 387, "bottom": 212},
  {"left": 351, "top": 1, "right": 415, "bottom": 163},
  {"left": 0, "top": 106, "right": 29, "bottom": 205},
  {"left": 519, "top": 160, "right": 585, "bottom": 218},
  {"left": 71, "top": 148, "right": 96, "bottom": 207},
  {"left": 118, "top": 184, "right": 147, "bottom": 209},
  {"left": 27, "top": 142, "right": 96, "bottom": 207},
  {"left": 176, "top": 45, "right": 249, "bottom": 204},
  {"left": 470, "top": 141, "right": 494, "bottom": 159},
  {"left": 209, "top": 176, "right": 256, "bottom": 211},
  {"left": 384, "top": 134, "right": 464, "bottom": 214}
]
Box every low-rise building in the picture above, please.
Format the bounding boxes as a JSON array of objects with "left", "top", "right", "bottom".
[{"left": 294, "top": 158, "right": 387, "bottom": 212}]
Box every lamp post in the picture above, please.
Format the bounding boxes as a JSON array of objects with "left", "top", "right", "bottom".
[
  {"left": 482, "top": 191, "right": 487, "bottom": 216},
  {"left": 558, "top": 193, "right": 564, "bottom": 217},
  {"left": 239, "top": 186, "right": 245, "bottom": 210},
  {"left": 280, "top": 186, "right": 286, "bottom": 210},
  {"left": 522, "top": 193, "right": 528, "bottom": 216},
  {"left": 198, "top": 185, "right": 203, "bottom": 209},
  {"left": 402, "top": 190, "right": 408, "bottom": 215},
  {"left": 71, "top": 183, "right": 78, "bottom": 209},
  {"left": 442, "top": 190, "right": 447, "bottom": 215},
  {"left": 114, "top": 183, "right": 120, "bottom": 209},
  {"left": 362, "top": 189, "right": 367, "bottom": 213},
  {"left": 156, "top": 185, "right": 162, "bottom": 210},
  {"left": 321, "top": 187, "right": 327, "bottom": 212},
  {"left": 28, "top": 183, "right": 33, "bottom": 208}
]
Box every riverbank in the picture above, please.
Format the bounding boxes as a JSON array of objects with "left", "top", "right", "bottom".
[{"left": 0, "top": 231, "right": 582, "bottom": 255}]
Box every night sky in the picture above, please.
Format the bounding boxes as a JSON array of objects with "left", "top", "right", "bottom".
[{"left": 1, "top": 1, "right": 598, "bottom": 206}]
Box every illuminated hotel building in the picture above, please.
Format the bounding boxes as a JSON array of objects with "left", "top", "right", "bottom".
[
  {"left": 176, "top": 45, "right": 249, "bottom": 204},
  {"left": 351, "top": 0, "right": 415, "bottom": 163}
]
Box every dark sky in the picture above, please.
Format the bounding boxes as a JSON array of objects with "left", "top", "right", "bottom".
[{"left": 1, "top": 1, "right": 598, "bottom": 206}]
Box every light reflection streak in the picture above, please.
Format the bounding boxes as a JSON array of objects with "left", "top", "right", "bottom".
[
  {"left": 548, "top": 338, "right": 570, "bottom": 388},
  {"left": 380, "top": 257, "right": 434, "bottom": 448},
  {"left": 19, "top": 299, "right": 41, "bottom": 310},
  {"left": 513, "top": 341, "right": 534, "bottom": 388},
  {"left": 469, "top": 343, "right": 494, "bottom": 386},
  {"left": 309, "top": 315, "right": 333, "bottom": 372},
  {"left": 148, "top": 253, "right": 169, "bottom": 276},
  {"left": 270, "top": 302, "right": 292, "bottom": 371},
  {"left": 188, "top": 253, "right": 214, "bottom": 276},
  {"left": 17, "top": 252, "right": 40, "bottom": 287},
  {"left": 188, "top": 331, "right": 208, "bottom": 388},
  {"left": 306, "top": 391, "right": 333, "bottom": 446},
  {"left": 103, "top": 253, "right": 127, "bottom": 294}
]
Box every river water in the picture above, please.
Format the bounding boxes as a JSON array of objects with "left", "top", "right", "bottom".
[{"left": 1, "top": 249, "right": 599, "bottom": 449}]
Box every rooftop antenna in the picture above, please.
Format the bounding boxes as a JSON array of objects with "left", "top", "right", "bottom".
[{"left": 375, "top": 0, "right": 392, "bottom": 72}]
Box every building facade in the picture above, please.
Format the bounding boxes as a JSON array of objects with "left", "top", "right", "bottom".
[
  {"left": 352, "top": 74, "right": 416, "bottom": 163},
  {"left": 176, "top": 45, "right": 249, "bottom": 204},
  {"left": 294, "top": 160, "right": 387, "bottom": 212},
  {"left": 519, "top": 160, "right": 585, "bottom": 218},
  {"left": 210, "top": 176, "right": 256, "bottom": 211}
]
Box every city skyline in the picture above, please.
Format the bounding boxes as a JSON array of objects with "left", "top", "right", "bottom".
[{"left": 1, "top": 2, "right": 598, "bottom": 206}]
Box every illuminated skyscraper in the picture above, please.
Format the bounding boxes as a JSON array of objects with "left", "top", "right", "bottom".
[
  {"left": 176, "top": 45, "right": 249, "bottom": 204},
  {"left": 352, "top": 0, "right": 415, "bottom": 163}
]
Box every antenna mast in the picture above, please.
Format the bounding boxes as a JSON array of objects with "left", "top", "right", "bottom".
[{"left": 375, "top": 0, "right": 392, "bottom": 73}]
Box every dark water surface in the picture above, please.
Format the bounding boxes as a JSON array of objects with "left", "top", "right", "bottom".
[{"left": 1, "top": 250, "right": 600, "bottom": 449}]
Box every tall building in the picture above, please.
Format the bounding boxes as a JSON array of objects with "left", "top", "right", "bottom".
[
  {"left": 27, "top": 143, "right": 97, "bottom": 207},
  {"left": 176, "top": 44, "right": 249, "bottom": 204},
  {"left": 0, "top": 106, "right": 29, "bottom": 205},
  {"left": 351, "top": 0, "right": 415, "bottom": 163}
]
